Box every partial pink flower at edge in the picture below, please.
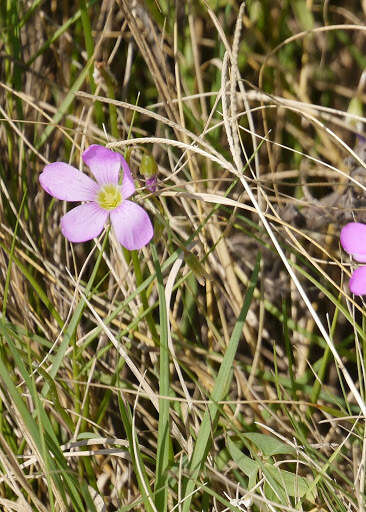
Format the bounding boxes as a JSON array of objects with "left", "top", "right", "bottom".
[
  {"left": 349, "top": 266, "right": 366, "bottom": 296},
  {"left": 340, "top": 222, "right": 366, "bottom": 262},
  {"left": 340, "top": 222, "right": 366, "bottom": 295},
  {"left": 39, "top": 144, "right": 153, "bottom": 250}
]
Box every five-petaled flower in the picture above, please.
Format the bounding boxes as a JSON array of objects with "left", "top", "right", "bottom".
[
  {"left": 340, "top": 222, "right": 366, "bottom": 295},
  {"left": 39, "top": 144, "right": 153, "bottom": 250}
]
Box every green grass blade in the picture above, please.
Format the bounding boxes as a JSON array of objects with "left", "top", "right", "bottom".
[
  {"left": 282, "top": 299, "right": 296, "bottom": 400},
  {"left": 2, "top": 192, "right": 26, "bottom": 317},
  {"left": 151, "top": 243, "right": 170, "bottom": 512},
  {"left": 79, "top": 0, "right": 103, "bottom": 125},
  {"left": 117, "top": 390, "right": 156, "bottom": 512}
]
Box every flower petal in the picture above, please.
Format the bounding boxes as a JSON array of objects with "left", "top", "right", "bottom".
[
  {"left": 39, "top": 162, "right": 99, "bottom": 201},
  {"left": 349, "top": 266, "right": 366, "bottom": 296},
  {"left": 61, "top": 203, "right": 108, "bottom": 242},
  {"left": 83, "top": 144, "right": 122, "bottom": 185},
  {"left": 110, "top": 200, "right": 153, "bottom": 250},
  {"left": 340, "top": 222, "right": 366, "bottom": 262},
  {"left": 120, "top": 155, "right": 135, "bottom": 199}
]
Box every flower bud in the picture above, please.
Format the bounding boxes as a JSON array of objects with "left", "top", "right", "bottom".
[{"left": 140, "top": 154, "right": 158, "bottom": 192}]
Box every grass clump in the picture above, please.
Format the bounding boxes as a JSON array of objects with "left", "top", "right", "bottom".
[{"left": 1, "top": 1, "right": 366, "bottom": 510}]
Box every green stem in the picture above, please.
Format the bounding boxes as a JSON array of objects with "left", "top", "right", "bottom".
[{"left": 310, "top": 300, "right": 340, "bottom": 407}]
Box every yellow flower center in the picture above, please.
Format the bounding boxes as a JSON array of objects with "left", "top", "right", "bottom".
[{"left": 97, "top": 184, "right": 122, "bottom": 210}]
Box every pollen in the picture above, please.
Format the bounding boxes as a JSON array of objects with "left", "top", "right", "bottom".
[{"left": 97, "top": 184, "right": 122, "bottom": 210}]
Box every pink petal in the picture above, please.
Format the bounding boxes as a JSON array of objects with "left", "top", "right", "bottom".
[
  {"left": 61, "top": 203, "right": 108, "bottom": 242},
  {"left": 340, "top": 222, "right": 366, "bottom": 262},
  {"left": 120, "top": 156, "right": 135, "bottom": 199},
  {"left": 110, "top": 200, "right": 153, "bottom": 250},
  {"left": 83, "top": 144, "right": 121, "bottom": 186},
  {"left": 349, "top": 266, "right": 366, "bottom": 296},
  {"left": 39, "top": 162, "right": 99, "bottom": 201}
]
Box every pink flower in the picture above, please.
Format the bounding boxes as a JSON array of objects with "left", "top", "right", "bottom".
[
  {"left": 39, "top": 145, "right": 153, "bottom": 250},
  {"left": 340, "top": 222, "right": 366, "bottom": 295}
]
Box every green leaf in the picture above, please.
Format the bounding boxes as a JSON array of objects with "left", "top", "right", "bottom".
[
  {"left": 264, "top": 464, "right": 317, "bottom": 502},
  {"left": 227, "top": 438, "right": 259, "bottom": 489},
  {"left": 77, "top": 432, "right": 101, "bottom": 440},
  {"left": 244, "top": 432, "right": 295, "bottom": 456}
]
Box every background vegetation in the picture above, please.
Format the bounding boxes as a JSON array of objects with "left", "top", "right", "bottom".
[{"left": 1, "top": 0, "right": 366, "bottom": 510}]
